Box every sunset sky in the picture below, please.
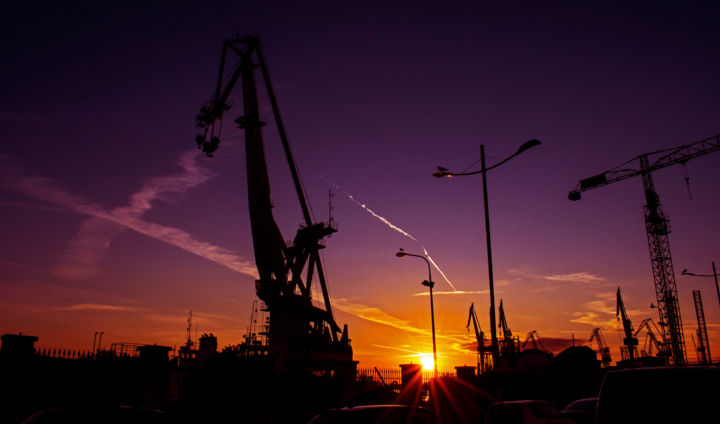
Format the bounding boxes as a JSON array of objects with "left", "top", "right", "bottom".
[{"left": 2, "top": 1, "right": 720, "bottom": 372}]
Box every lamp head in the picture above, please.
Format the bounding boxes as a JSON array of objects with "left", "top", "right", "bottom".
[
  {"left": 396, "top": 248, "right": 406, "bottom": 258},
  {"left": 433, "top": 166, "right": 452, "bottom": 178},
  {"left": 516, "top": 139, "right": 541, "bottom": 154},
  {"left": 681, "top": 269, "right": 688, "bottom": 275}
]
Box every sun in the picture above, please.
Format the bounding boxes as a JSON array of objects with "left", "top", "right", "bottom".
[{"left": 419, "top": 354, "right": 434, "bottom": 370}]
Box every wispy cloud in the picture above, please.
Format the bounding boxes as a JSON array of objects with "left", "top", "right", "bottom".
[
  {"left": 545, "top": 272, "right": 605, "bottom": 283},
  {"left": 0, "top": 153, "right": 258, "bottom": 279},
  {"left": 57, "top": 303, "right": 139, "bottom": 312},
  {"left": 509, "top": 268, "right": 606, "bottom": 284},
  {"left": 333, "top": 298, "right": 428, "bottom": 336}
]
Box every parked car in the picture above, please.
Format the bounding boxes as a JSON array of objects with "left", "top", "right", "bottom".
[
  {"left": 595, "top": 366, "right": 720, "bottom": 424},
  {"left": 485, "top": 400, "right": 574, "bottom": 424},
  {"left": 307, "top": 404, "right": 438, "bottom": 424},
  {"left": 560, "top": 397, "right": 597, "bottom": 424}
]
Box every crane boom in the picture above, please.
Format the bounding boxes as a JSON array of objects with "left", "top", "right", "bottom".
[
  {"left": 568, "top": 134, "right": 720, "bottom": 198},
  {"left": 616, "top": 287, "right": 638, "bottom": 360},
  {"left": 568, "top": 134, "right": 720, "bottom": 365}
]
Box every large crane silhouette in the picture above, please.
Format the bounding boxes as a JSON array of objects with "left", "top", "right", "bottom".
[
  {"left": 616, "top": 287, "right": 638, "bottom": 361},
  {"left": 466, "top": 303, "right": 490, "bottom": 373},
  {"left": 195, "top": 36, "right": 353, "bottom": 376},
  {"left": 569, "top": 134, "right": 720, "bottom": 366}
]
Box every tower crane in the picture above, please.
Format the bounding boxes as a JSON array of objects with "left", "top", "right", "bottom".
[
  {"left": 634, "top": 318, "right": 665, "bottom": 359},
  {"left": 589, "top": 328, "right": 612, "bottom": 367},
  {"left": 195, "top": 36, "right": 353, "bottom": 376},
  {"left": 466, "top": 303, "right": 490, "bottom": 373},
  {"left": 569, "top": 133, "right": 720, "bottom": 366},
  {"left": 616, "top": 287, "right": 638, "bottom": 361}
]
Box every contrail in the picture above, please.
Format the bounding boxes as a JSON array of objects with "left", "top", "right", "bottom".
[{"left": 324, "top": 179, "right": 457, "bottom": 292}]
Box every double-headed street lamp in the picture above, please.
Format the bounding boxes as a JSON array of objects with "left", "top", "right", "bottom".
[
  {"left": 682, "top": 262, "right": 720, "bottom": 308},
  {"left": 433, "top": 139, "right": 541, "bottom": 366},
  {"left": 396, "top": 248, "right": 438, "bottom": 379}
]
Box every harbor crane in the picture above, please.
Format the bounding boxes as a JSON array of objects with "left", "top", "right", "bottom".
[
  {"left": 569, "top": 133, "right": 720, "bottom": 366},
  {"left": 466, "top": 303, "right": 490, "bottom": 373},
  {"left": 498, "top": 300, "right": 518, "bottom": 356},
  {"left": 616, "top": 288, "right": 638, "bottom": 361},
  {"left": 521, "top": 331, "right": 545, "bottom": 351},
  {"left": 634, "top": 318, "right": 665, "bottom": 359},
  {"left": 589, "top": 328, "right": 612, "bottom": 367},
  {"left": 195, "top": 36, "right": 353, "bottom": 377}
]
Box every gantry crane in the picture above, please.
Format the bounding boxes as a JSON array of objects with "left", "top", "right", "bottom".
[
  {"left": 569, "top": 134, "right": 720, "bottom": 366},
  {"left": 467, "top": 303, "right": 491, "bottom": 373},
  {"left": 589, "top": 328, "right": 612, "bottom": 367},
  {"left": 634, "top": 318, "right": 665, "bottom": 359},
  {"left": 195, "top": 36, "right": 353, "bottom": 377},
  {"left": 616, "top": 287, "right": 638, "bottom": 361}
]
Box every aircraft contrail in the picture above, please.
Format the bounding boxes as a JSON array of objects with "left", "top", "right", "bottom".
[{"left": 324, "top": 179, "right": 457, "bottom": 292}]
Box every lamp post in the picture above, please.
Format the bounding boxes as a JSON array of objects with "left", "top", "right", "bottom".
[
  {"left": 433, "top": 139, "right": 541, "bottom": 366},
  {"left": 682, "top": 262, "right": 720, "bottom": 308},
  {"left": 396, "top": 248, "right": 438, "bottom": 379}
]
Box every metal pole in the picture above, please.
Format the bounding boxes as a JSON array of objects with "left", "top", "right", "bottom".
[
  {"left": 481, "top": 144, "right": 499, "bottom": 366},
  {"left": 423, "top": 258, "right": 438, "bottom": 379},
  {"left": 713, "top": 261, "right": 720, "bottom": 309}
]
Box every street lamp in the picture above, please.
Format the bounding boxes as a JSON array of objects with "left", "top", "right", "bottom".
[
  {"left": 396, "top": 248, "right": 438, "bottom": 379},
  {"left": 682, "top": 262, "right": 720, "bottom": 308},
  {"left": 433, "top": 139, "right": 541, "bottom": 366}
]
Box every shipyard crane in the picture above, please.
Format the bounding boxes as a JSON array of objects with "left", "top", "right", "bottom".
[
  {"left": 589, "top": 328, "right": 612, "bottom": 367},
  {"left": 521, "top": 331, "right": 545, "bottom": 351},
  {"left": 569, "top": 133, "right": 720, "bottom": 366},
  {"left": 195, "top": 36, "right": 353, "bottom": 376},
  {"left": 466, "top": 303, "right": 490, "bottom": 373},
  {"left": 634, "top": 318, "right": 665, "bottom": 359},
  {"left": 616, "top": 288, "right": 638, "bottom": 361},
  {"left": 498, "top": 300, "right": 517, "bottom": 356}
]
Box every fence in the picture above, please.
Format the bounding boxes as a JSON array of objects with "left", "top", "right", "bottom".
[{"left": 357, "top": 367, "right": 443, "bottom": 387}]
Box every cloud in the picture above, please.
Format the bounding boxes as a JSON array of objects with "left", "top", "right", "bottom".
[
  {"left": 544, "top": 272, "right": 605, "bottom": 283},
  {"left": 333, "top": 298, "right": 428, "bottom": 336},
  {"left": 413, "top": 290, "right": 487, "bottom": 296},
  {"left": 508, "top": 269, "right": 606, "bottom": 285},
  {"left": 0, "top": 153, "right": 258, "bottom": 279},
  {"left": 57, "top": 303, "right": 138, "bottom": 312}
]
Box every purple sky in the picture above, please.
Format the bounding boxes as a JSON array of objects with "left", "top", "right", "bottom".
[{"left": 2, "top": 1, "right": 720, "bottom": 370}]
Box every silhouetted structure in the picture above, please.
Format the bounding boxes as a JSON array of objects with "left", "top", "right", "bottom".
[
  {"left": 1, "top": 333, "right": 38, "bottom": 358},
  {"left": 194, "top": 36, "right": 355, "bottom": 381},
  {"left": 569, "top": 133, "right": 720, "bottom": 365}
]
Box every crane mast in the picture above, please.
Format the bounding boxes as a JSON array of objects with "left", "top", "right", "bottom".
[
  {"left": 195, "top": 36, "right": 353, "bottom": 377},
  {"left": 569, "top": 133, "right": 720, "bottom": 366},
  {"left": 616, "top": 287, "right": 638, "bottom": 361},
  {"left": 692, "top": 290, "right": 711, "bottom": 365}
]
